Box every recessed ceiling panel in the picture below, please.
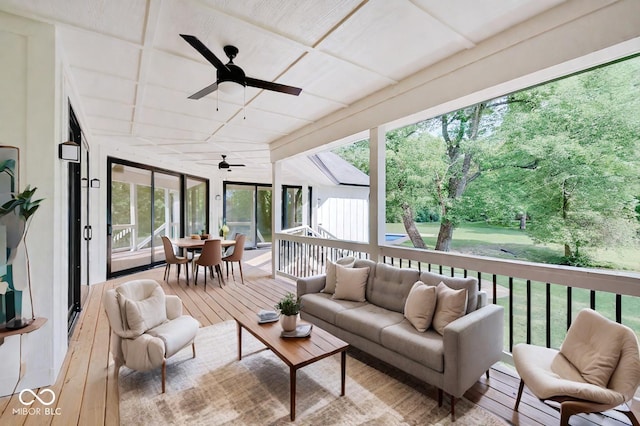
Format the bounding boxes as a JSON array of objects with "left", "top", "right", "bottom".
[
  {"left": 87, "top": 116, "right": 131, "bottom": 134},
  {"left": 82, "top": 98, "right": 133, "bottom": 122},
  {"left": 227, "top": 108, "right": 310, "bottom": 135},
  {"left": 72, "top": 68, "right": 137, "bottom": 103},
  {"left": 198, "top": 0, "right": 362, "bottom": 46},
  {"left": 134, "top": 123, "right": 212, "bottom": 141},
  {"left": 213, "top": 123, "right": 285, "bottom": 144},
  {"left": 59, "top": 27, "right": 141, "bottom": 80},
  {"left": 142, "top": 84, "right": 237, "bottom": 122},
  {"left": 281, "top": 51, "right": 391, "bottom": 104},
  {"left": 413, "top": 0, "right": 566, "bottom": 43},
  {"left": 2, "top": 0, "right": 147, "bottom": 43},
  {"left": 250, "top": 91, "right": 343, "bottom": 122},
  {"left": 319, "top": 0, "right": 469, "bottom": 80},
  {"left": 136, "top": 107, "right": 222, "bottom": 135}
]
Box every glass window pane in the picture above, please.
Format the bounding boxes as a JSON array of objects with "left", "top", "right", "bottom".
[{"left": 186, "top": 177, "right": 208, "bottom": 236}]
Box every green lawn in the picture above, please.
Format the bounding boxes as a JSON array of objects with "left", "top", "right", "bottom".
[{"left": 386, "top": 222, "right": 640, "bottom": 342}]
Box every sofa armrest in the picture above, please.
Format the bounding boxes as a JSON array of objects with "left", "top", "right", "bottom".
[
  {"left": 165, "top": 295, "right": 183, "bottom": 320},
  {"left": 297, "top": 275, "right": 326, "bottom": 299},
  {"left": 442, "top": 303, "right": 504, "bottom": 398}
]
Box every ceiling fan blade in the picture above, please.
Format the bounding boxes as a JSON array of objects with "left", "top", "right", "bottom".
[
  {"left": 180, "top": 34, "right": 229, "bottom": 72},
  {"left": 245, "top": 77, "right": 302, "bottom": 96},
  {"left": 188, "top": 82, "right": 218, "bottom": 99},
  {"left": 228, "top": 164, "right": 245, "bottom": 167}
]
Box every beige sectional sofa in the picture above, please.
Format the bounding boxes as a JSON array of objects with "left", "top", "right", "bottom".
[{"left": 297, "top": 259, "right": 504, "bottom": 417}]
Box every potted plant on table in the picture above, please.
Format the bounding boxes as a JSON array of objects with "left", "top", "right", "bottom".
[{"left": 275, "top": 292, "right": 301, "bottom": 332}]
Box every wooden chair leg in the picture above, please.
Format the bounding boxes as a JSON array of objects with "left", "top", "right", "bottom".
[
  {"left": 164, "top": 264, "right": 170, "bottom": 281},
  {"left": 185, "top": 262, "right": 189, "bottom": 285},
  {"left": 514, "top": 379, "right": 524, "bottom": 411},
  {"left": 450, "top": 395, "right": 456, "bottom": 421},
  {"left": 238, "top": 261, "right": 244, "bottom": 284},
  {"left": 192, "top": 342, "right": 196, "bottom": 358},
  {"left": 437, "top": 388, "right": 443, "bottom": 406},
  {"left": 176, "top": 264, "right": 180, "bottom": 281},
  {"left": 161, "top": 359, "right": 166, "bottom": 393},
  {"left": 486, "top": 369, "right": 490, "bottom": 380}
]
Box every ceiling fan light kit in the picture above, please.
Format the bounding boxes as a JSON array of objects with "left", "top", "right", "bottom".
[{"left": 180, "top": 34, "right": 302, "bottom": 118}]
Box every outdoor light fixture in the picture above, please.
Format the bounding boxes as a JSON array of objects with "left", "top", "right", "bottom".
[
  {"left": 90, "top": 178, "right": 101, "bottom": 188},
  {"left": 58, "top": 141, "right": 80, "bottom": 162}
]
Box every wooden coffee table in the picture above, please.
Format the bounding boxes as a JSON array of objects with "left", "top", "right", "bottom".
[{"left": 234, "top": 312, "right": 348, "bottom": 421}]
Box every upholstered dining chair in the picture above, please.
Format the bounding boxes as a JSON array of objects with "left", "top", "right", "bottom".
[
  {"left": 103, "top": 279, "right": 200, "bottom": 393},
  {"left": 161, "top": 236, "right": 189, "bottom": 284},
  {"left": 193, "top": 239, "right": 224, "bottom": 289},
  {"left": 222, "top": 233, "right": 246, "bottom": 284},
  {"left": 513, "top": 308, "right": 640, "bottom": 426}
]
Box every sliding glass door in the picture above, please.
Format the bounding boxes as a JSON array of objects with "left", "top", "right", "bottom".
[
  {"left": 108, "top": 158, "right": 208, "bottom": 277},
  {"left": 224, "top": 182, "right": 272, "bottom": 248}
]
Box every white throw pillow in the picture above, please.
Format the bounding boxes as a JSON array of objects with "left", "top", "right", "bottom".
[
  {"left": 121, "top": 286, "right": 167, "bottom": 336},
  {"left": 322, "top": 256, "right": 356, "bottom": 294},
  {"left": 432, "top": 282, "right": 468, "bottom": 335},
  {"left": 332, "top": 265, "right": 369, "bottom": 302},
  {"left": 404, "top": 281, "right": 437, "bottom": 332}
]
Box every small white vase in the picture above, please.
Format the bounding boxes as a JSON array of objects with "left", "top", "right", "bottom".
[{"left": 280, "top": 314, "right": 297, "bottom": 332}]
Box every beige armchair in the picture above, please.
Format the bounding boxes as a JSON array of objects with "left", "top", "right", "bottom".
[
  {"left": 514, "top": 308, "right": 640, "bottom": 426},
  {"left": 103, "top": 279, "right": 200, "bottom": 393}
]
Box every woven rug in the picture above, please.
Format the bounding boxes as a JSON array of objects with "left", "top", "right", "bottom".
[{"left": 119, "top": 321, "right": 507, "bottom": 425}]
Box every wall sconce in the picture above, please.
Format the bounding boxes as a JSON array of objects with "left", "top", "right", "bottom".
[
  {"left": 90, "top": 178, "right": 100, "bottom": 188},
  {"left": 58, "top": 141, "right": 80, "bottom": 162},
  {"left": 215, "top": 194, "right": 221, "bottom": 200}
]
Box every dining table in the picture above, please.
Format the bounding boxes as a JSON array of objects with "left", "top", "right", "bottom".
[{"left": 171, "top": 237, "right": 237, "bottom": 285}]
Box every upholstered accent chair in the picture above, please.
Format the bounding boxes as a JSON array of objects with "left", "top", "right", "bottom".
[
  {"left": 103, "top": 279, "right": 200, "bottom": 393},
  {"left": 513, "top": 308, "right": 640, "bottom": 426}
]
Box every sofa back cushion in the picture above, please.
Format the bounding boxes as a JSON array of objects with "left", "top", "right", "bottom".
[
  {"left": 354, "top": 259, "right": 377, "bottom": 291},
  {"left": 419, "top": 270, "right": 478, "bottom": 314},
  {"left": 115, "top": 280, "right": 167, "bottom": 337},
  {"left": 366, "top": 263, "right": 420, "bottom": 313}
]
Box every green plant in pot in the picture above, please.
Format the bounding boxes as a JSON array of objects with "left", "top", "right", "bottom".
[
  {"left": 275, "top": 292, "right": 301, "bottom": 332},
  {"left": 0, "top": 185, "right": 43, "bottom": 329}
]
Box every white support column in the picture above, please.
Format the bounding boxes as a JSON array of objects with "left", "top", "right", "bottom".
[
  {"left": 271, "top": 160, "right": 283, "bottom": 278},
  {"left": 369, "top": 126, "right": 386, "bottom": 261}
]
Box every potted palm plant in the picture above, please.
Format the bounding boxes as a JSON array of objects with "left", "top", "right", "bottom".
[{"left": 275, "top": 292, "right": 301, "bottom": 332}]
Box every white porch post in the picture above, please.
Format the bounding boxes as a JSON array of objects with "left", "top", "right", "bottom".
[
  {"left": 369, "top": 126, "right": 385, "bottom": 261},
  {"left": 271, "top": 160, "right": 282, "bottom": 278},
  {"left": 301, "top": 184, "right": 309, "bottom": 228}
]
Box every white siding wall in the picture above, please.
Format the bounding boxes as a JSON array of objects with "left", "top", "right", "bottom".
[{"left": 315, "top": 185, "right": 369, "bottom": 242}]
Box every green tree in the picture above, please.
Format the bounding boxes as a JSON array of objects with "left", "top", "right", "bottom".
[{"left": 487, "top": 58, "right": 640, "bottom": 259}]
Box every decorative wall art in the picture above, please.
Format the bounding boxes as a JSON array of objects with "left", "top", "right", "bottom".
[{"left": 0, "top": 146, "right": 22, "bottom": 328}]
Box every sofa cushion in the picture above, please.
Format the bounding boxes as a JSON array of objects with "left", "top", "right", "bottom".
[
  {"left": 404, "top": 281, "right": 437, "bottom": 332},
  {"left": 322, "top": 256, "right": 356, "bottom": 294},
  {"left": 381, "top": 320, "right": 444, "bottom": 372},
  {"left": 333, "top": 266, "right": 369, "bottom": 302},
  {"left": 432, "top": 282, "right": 468, "bottom": 335},
  {"left": 419, "top": 270, "right": 478, "bottom": 313},
  {"left": 367, "top": 263, "right": 420, "bottom": 313},
  {"left": 336, "top": 304, "right": 404, "bottom": 344},
  {"left": 300, "top": 293, "right": 366, "bottom": 324}
]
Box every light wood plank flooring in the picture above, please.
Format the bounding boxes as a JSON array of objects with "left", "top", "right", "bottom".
[{"left": 0, "top": 249, "right": 633, "bottom": 425}]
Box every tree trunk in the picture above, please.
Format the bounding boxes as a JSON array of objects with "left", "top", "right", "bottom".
[
  {"left": 564, "top": 244, "right": 572, "bottom": 257},
  {"left": 401, "top": 203, "right": 426, "bottom": 249},
  {"left": 435, "top": 220, "right": 454, "bottom": 251},
  {"left": 519, "top": 214, "right": 526, "bottom": 230}
]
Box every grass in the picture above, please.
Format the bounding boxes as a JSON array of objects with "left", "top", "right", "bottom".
[{"left": 386, "top": 222, "right": 640, "bottom": 343}]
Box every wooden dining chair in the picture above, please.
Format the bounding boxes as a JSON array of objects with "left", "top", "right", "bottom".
[
  {"left": 222, "top": 233, "right": 246, "bottom": 284},
  {"left": 161, "top": 236, "right": 190, "bottom": 284},
  {"left": 193, "top": 239, "right": 224, "bottom": 289}
]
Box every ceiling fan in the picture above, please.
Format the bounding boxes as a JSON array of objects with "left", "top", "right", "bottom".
[
  {"left": 180, "top": 34, "right": 302, "bottom": 99},
  {"left": 218, "top": 155, "right": 245, "bottom": 171}
]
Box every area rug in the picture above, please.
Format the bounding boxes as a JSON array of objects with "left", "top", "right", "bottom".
[{"left": 119, "top": 321, "right": 507, "bottom": 425}]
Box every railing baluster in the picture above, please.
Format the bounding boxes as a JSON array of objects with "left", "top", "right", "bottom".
[
  {"left": 567, "top": 287, "right": 572, "bottom": 330},
  {"left": 509, "top": 276, "right": 514, "bottom": 352},
  {"left": 590, "top": 290, "right": 596, "bottom": 310},
  {"left": 546, "top": 283, "right": 551, "bottom": 348},
  {"left": 492, "top": 274, "right": 497, "bottom": 305},
  {"left": 450, "top": 267, "right": 455, "bottom": 278},
  {"left": 526, "top": 279, "right": 531, "bottom": 344},
  {"left": 616, "top": 294, "right": 622, "bottom": 323}
]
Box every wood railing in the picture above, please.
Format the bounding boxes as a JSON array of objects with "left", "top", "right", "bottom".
[{"left": 275, "top": 233, "right": 640, "bottom": 354}]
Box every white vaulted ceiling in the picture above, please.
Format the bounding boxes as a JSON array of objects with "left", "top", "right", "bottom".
[{"left": 0, "top": 0, "right": 638, "bottom": 182}]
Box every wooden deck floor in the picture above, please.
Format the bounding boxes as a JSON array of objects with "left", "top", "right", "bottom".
[{"left": 0, "top": 248, "right": 633, "bottom": 425}]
